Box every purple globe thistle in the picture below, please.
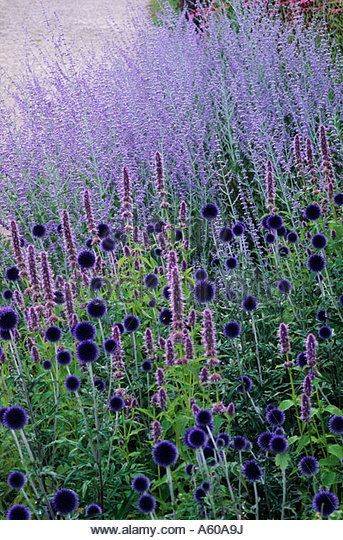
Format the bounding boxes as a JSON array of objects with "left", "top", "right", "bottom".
[
  {"left": 257, "top": 431, "right": 273, "bottom": 452},
  {"left": 333, "top": 193, "right": 343, "bottom": 206},
  {"left": 267, "top": 214, "right": 284, "bottom": 230},
  {"left": 185, "top": 463, "right": 195, "bottom": 477},
  {"left": 64, "top": 375, "right": 80, "bottom": 393},
  {"left": 211, "top": 257, "right": 220, "bottom": 267},
  {"left": 101, "top": 237, "right": 116, "bottom": 252},
  {"left": 312, "top": 491, "right": 339, "bottom": 516},
  {"left": 232, "top": 436, "right": 248, "bottom": 451},
  {"left": 123, "top": 315, "right": 140, "bottom": 332},
  {"left": 0, "top": 406, "right": 8, "bottom": 424},
  {"left": 7, "top": 471, "right": 27, "bottom": 490},
  {"left": 94, "top": 378, "right": 106, "bottom": 392},
  {"left": 242, "top": 460, "right": 263, "bottom": 482},
  {"left": 144, "top": 273, "right": 159, "bottom": 289},
  {"left": 194, "top": 280, "right": 215, "bottom": 303},
  {"left": 298, "top": 456, "right": 319, "bottom": 477},
  {"left": 97, "top": 223, "right": 110, "bottom": 238},
  {"left": 90, "top": 277, "right": 104, "bottom": 291},
  {"left": 175, "top": 229, "right": 183, "bottom": 241},
  {"left": 3, "top": 406, "right": 28, "bottom": 430},
  {"left": 194, "top": 268, "right": 208, "bottom": 281},
  {"left": 266, "top": 408, "right": 285, "bottom": 427},
  {"left": 5, "top": 266, "right": 20, "bottom": 281},
  {"left": 241, "top": 295, "right": 258, "bottom": 312},
  {"left": 316, "top": 309, "right": 328, "bottom": 322},
  {"left": 114, "top": 322, "right": 125, "bottom": 335},
  {"left": 2, "top": 289, "right": 13, "bottom": 301},
  {"left": 237, "top": 375, "right": 253, "bottom": 393},
  {"left": 296, "top": 352, "right": 307, "bottom": 368},
  {"left": 318, "top": 325, "right": 332, "bottom": 340},
  {"left": 73, "top": 322, "right": 96, "bottom": 342},
  {"left": 201, "top": 481, "right": 211, "bottom": 492},
  {"left": 32, "top": 223, "right": 46, "bottom": 238},
  {"left": 279, "top": 245, "right": 289, "bottom": 257},
  {"left": 304, "top": 203, "right": 321, "bottom": 221},
  {"left": 225, "top": 257, "right": 238, "bottom": 270},
  {"left": 195, "top": 409, "right": 213, "bottom": 427},
  {"left": 54, "top": 290, "right": 65, "bottom": 304},
  {"left": 219, "top": 227, "right": 233, "bottom": 243},
  {"left": 277, "top": 279, "right": 292, "bottom": 294},
  {"left": 6, "top": 504, "right": 31, "bottom": 520},
  {"left": 76, "top": 340, "right": 99, "bottom": 364},
  {"left": 45, "top": 325, "right": 63, "bottom": 343},
  {"left": 42, "top": 360, "right": 52, "bottom": 370},
  {"left": 285, "top": 231, "right": 298, "bottom": 244},
  {"left": 217, "top": 432, "right": 230, "bottom": 448},
  {"left": 0, "top": 329, "right": 11, "bottom": 340},
  {"left": 185, "top": 427, "right": 208, "bottom": 449},
  {"left": 265, "top": 232, "right": 276, "bottom": 244},
  {"left": 261, "top": 215, "right": 272, "bottom": 229},
  {"left": 223, "top": 321, "right": 241, "bottom": 339},
  {"left": 56, "top": 350, "right": 72, "bottom": 366},
  {"left": 52, "top": 488, "right": 79, "bottom": 516},
  {"left": 152, "top": 440, "right": 178, "bottom": 467},
  {"left": 104, "top": 338, "right": 117, "bottom": 354},
  {"left": 86, "top": 503, "right": 102, "bottom": 516},
  {"left": 308, "top": 253, "right": 326, "bottom": 273},
  {"left": 201, "top": 203, "right": 219, "bottom": 221},
  {"left": 269, "top": 435, "right": 288, "bottom": 454},
  {"left": 0, "top": 307, "right": 18, "bottom": 331},
  {"left": 329, "top": 415, "right": 343, "bottom": 435},
  {"left": 108, "top": 395, "right": 124, "bottom": 413},
  {"left": 148, "top": 299, "right": 156, "bottom": 308},
  {"left": 311, "top": 233, "right": 327, "bottom": 250},
  {"left": 132, "top": 475, "right": 151, "bottom": 493},
  {"left": 158, "top": 308, "right": 172, "bottom": 326},
  {"left": 277, "top": 226, "right": 287, "bottom": 237},
  {"left": 87, "top": 299, "right": 107, "bottom": 319},
  {"left": 162, "top": 285, "right": 171, "bottom": 300},
  {"left": 194, "top": 487, "right": 207, "bottom": 503},
  {"left": 137, "top": 494, "right": 156, "bottom": 514},
  {"left": 232, "top": 222, "right": 246, "bottom": 237},
  {"left": 77, "top": 249, "right": 96, "bottom": 269},
  {"left": 141, "top": 360, "right": 153, "bottom": 372}
]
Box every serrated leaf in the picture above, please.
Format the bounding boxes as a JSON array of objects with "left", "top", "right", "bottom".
[
  {"left": 275, "top": 452, "right": 291, "bottom": 470},
  {"left": 328, "top": 444, "right": 343, "bottom": 459}
]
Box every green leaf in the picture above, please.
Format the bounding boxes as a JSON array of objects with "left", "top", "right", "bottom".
[
  {"left": 278, "top": 400, "right": 294, "bottom": 411},
  {"left": 324, "top": 405, "right": 343, "bottom": 416},
  {"left": 320, "top": 471, "right": 337, "bottom": 487},
  {"left": 275, "top": 452, "right": 291, "bottom": 470},
  {"left": 328, "top": 444, "right": 343, "bottom": 459}
]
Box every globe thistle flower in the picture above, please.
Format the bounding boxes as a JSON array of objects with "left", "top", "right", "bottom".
[
  {"left": 201, "top": 203, "right": 219, "bottom": 221},
  {"left": 194, "top": 487, "right": 206, "bottom": 503},
  {"left": 298, "top": 456, "right": 319, "bottom": 477},
  {"left": 5, "top": 266, "right": 20, "bottom": 281},
  {"left": 219, "top": 227, "right": 233, "bottom": 243},
  {"left": 318, "top": 325, "right": 332, "bottom": 340},
  {"left": 329, "top": 415, "right": 343, "bottom": 435},
  {"left": 266, "top": 407, "right": 285, "bottom": 426},
  {"left": 241, "top": 295, "right": 258, "bottom": 312},
  {"left": 312, "top": 490, "right": 339, "bottom": 517},
  {"left": 265, "top": 232, "right": 275, "bottom": 244},
  {"left": 304, "top": 203, "right": 321, "bottom": 221},
  {"left": 104, "top": 338, "right": 118, "bottom": 354},
  {"left": 277, "top": 226, "right": 287, "bottom": 237},
  {"left": 232, "top": 436, "right": 248, "bottom": 451},
  {"left": 137, "top": 494, "right": 156, "bottom": 514},
  {"left": 109, "top": 395, "right": 124, "bottom": 413},
  {"left": 334, "top": 193, "right": 343, "bottom": 206},
  {"left": 77, "top": 250, "right": 96, "bottom": 269},
  {"left": 195, "top": 409, "right": 213, "bottom": 427},
  {"left": 32, "top": 223, "right": 46, "bottom": 238},
  {"left": 97, "top": 223, "right": 110, "bottom": 238},
  {"left": 194, "top": 268, "right": 208, "bottom": 281},
  {"left": 286, "top": 231, "right": 298, "bottom": 244},
  {"left": 94, "top": 378, "right": 106, "bottom": 392},
  {"left": 185, "top": 463, "right": 195, "bottom": 477},
  {"left": 277, "top": 279, "right": 292, "bottom": 294},
  {"left": 3, "top": 406, "right": 28, "bottom": 430},
  {"left": 87, "top": 299, "right": 107, "bottom": 319},
  {"left": 132, "top": 475, "right": 151, "bottom": 493},
  {"left": 267, "top": 214, "right": 283, "bottom": 230},
  {"left": 316, "top": 309, "right": 327, "bottom": 322},
  {"left": 162, "top": 285, "right": 171, "bottom": 300},
  {"left": 152, "top": 440, "right": 178, "bottom": 467},
  {"left": 257, "top": 431, "right": 273, "bottom": 452},
  {"left": 86, "top": 503, "right": 102, "bottom": 516},
  {"left": 278, "top": 323, "right": 290, "bottom": 355},
  {"left": 73, "top": 322, "right": 96, "bottom": 342},
  {"left": 201, "top": 481, "right": 211, "bottom": 493},
  {"left": 42, "top": 360, "right": 53, "bottom": 370},
  {"left": 306, "top": 333, "right": 317, "bottom": 367},
  {"left": 269, "top": 435, "right": 288, "bottom": 454},
  {"left": 242, "top": 460, "right": 262, "bottom": 482},
  {"left": 225, "top": 257, "right": 238, "bottom": 270},
  {"left": 194, "top": 280, "right": 215, "bottom": 303},
  {"left": 0, "top": 307, "right": 18, "bottom": 331},
  {"left": 2, "top": 289, "right": 13, "bottom": 301},
  {"left": 141, "top": 360, "right": 153, "bottom": 372},
  {"left": 101, "top": 237, "right": 116, "bottom": 252},
  {"left": 76, "top": 340, "right": 99, "bottom": 364},
  {"left": 311, "top": 233, "right": 327, "bottom": 250},
  {"left": 6, "top": 504, "right": 31, "bottom": 520},
  {"left": 56, "top": 350, "right": 72, "bottom": 366},
  {"left": 232, "top": 221, "right": 246, "bottom": 237},
  {"left": 52, "top": 488, "right": 79, "bottom": 516},
  {"left": 185, "top": 427, "right": 208, "bottom": 449},
  {"left": 279, "top": 245, "right": 289, "bottom": 257},
  {"left": 123, "top": 315, "right": 140, "bottom": 333},
  {"left": 223, "top": 320, "right": 241, "bottom": 339},
  {"left": 237, "top": 375, "right": 253, "bottom": 393},
  {"left": 54, "top": 290, "right": 65, "bottom": 304},
  {"left": 144, "top": 273, "right": 159, "bottom": 289},
  {"left": 7, "top": 471, "right": 27, "bottom": 490},
  {"left": 296, "top": 352, "right": 306, "bottom": 368},
  {"left": 64, "top": 375, "right": 80, "bottom": 392}
]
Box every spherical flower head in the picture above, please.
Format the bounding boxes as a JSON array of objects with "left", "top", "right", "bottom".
[
  {"left": 185, "top": 427, "right": 208, "bottom": 449},
  {"left": 87, "top": 299, "right": 107, "bottom": 319},
  {"left": 3, "top": 406, "right": 28, "bottom": 430},
  {"left": 312, "top": 490, "right": 339, "bottom": 516},
  {"left": 219, "top": 227, "right": 233, "bottom": 243},
  {"left": 77, "top": 249, "right": 96, "bottom": 269},
  {"left": 225, "top": 257, "right": 238, "bottom": 270},
  {"left": 5, "top": 266, "right": 20, "bottom": 281},
  {"left": 162, "top": 285, "right": 171, "bottom": 300},
  {"left": 73, "top": 322, "right": 96, "bottom": 342},
  {"left": 3, "top": 289, "right": 13, "bottom": 301},
  {"left": 277, "top": 226, "right": 287, "bottom": 237},
  {"left": 194, "top": 268, "right": 208, "bottom": 281},
  {"left": 52, "top": 488, "right": 79, "bottom": 516},
  {"left": 266, "top": 407, "right": 285, "bottom": 427},
  {"left": 257, "top": 431, "right": 273, "bottom": 452},
  {"left": 232, "top": 436, "right": 248, "bottom": 451},
  {"left": 124, "top": 315, "right": 140, "bottom": 333},
  {"left": 148, "top": 298, "right": 156, "bottom": 308},
  {"left": 185, "top": 463, "right": 195, "bottom": 477},
  {"left": 269, "top": 434, "right": 288, "bottom": 454},
  {"left": 305, "top": 203, "right": 321, "bottom": 221},
  {"left": 232, "top": 222, "right": 245, "bottom": 237},
  {"left": 223, "top": 321, "right": 241, "bottom": 339},
  {"left": 114, "top": 322, "right": 125, "bottom": 335},
  {"left": 195, "top": 409, "right": 213, "bottom": 427},
  {"left": 152, "top": 440, "right": 178, "bottom": 467},
  {"left": 104, "top": 338, "right": 117, "bottom": 354},
  {"left": 7, "top": 471, "right": 27, "bottom": 490},
  {"left": 296, "top": 352, "right": 307, "bottom": 368},
  {"left": 101, "top": 237, "right": 116, "bottom": 252},
  {"left": 90, "top": 277, "right": 104, "bottom": 292},
  {"left": 286, "top": 231, "right": 298, "bottom": 244},
  {"left": 137, "top": 494, "right": 156, "bottom": 514},
  {"left": 6, "top": 504, "right": 31, "bottom": 520},
  {"left": 132, "top": 475, "right": 151, "bottom": 493},
  {"left": 298, "top": 456, "right": 319, "bottom": 477},
  {"left": 318, "top": 325, "right": 332, "bottom": 340},
  {"left": 144, "top": 273, "right": 159, "bottom": 289},
  {"left": 94, "top": 378, "right": 106, "bottom": 392},
  {"left": 32, "top": 223, "right": 46, "bottom": 238},
  {"left": 316, "top": 309, "right": 327, "bottom": 322},
  {"left": 237, "top": 375, "right": 253, "bottom": 393},
  {"left": 265, "top": 232, "right": 275, "bottom": 244},
  {"left": 194, "top": 487, "right": 206, "bottom": 503},
  {"left": 108, "top": 395, "right": 124, "bottom": 413},
  {"left": 45, "top": 325, "right": 62, "bottom": 343},
  {"left": 307, "top": 253, "right": 325, "bottom": 273},
  {"left": 0, "top": 307, "right": 18, "bottom": 331},
  {"left": 0, "top": 406, "right": 8, "bottom": 424},
  {"left": 97, "top": 222, "right": 110, "bottom": 238},
  {"left": 277, "top": 279, "right": 292, "bottom": 294},
  {"left": 141, "top": 360, "right": 153, "bottom": 372},
  {"left": 158, "top": 308, "right": 172, "bottom": 326},
  {"left": 194, "top": 280, "right": 215, "bottom": 303},
  {"left": 279, "top": 245, "right": 289, "bottom": 257},
  {"left": 211, "top": 257, "right": 220, "bottom": 267},
  {"left": 201, "top": 203, "right": 219, "bottom": 221},
  {"left": 54, "top": 290, "right": 65, "bottom": 304},
  {"left": 242, "top": 460, "right": 262, "bottom": 482},
  {"left": 311, "top": 233, "right": 327, "bottom": 250},
  {"left": 64, "top": 375, "right": 80, "bottom": 393},
  {"left": 217, "top": 432, "right": 230, "bottom": 448},
  {"left": 241, "top": 295, "right": 258, "bottom": 312},
  {"left": 267, "top": 214, "right": 283, "bottom": 230},
  {"left": 329, "top": 415, "right": 343, "bottom": 435},
  {"left": 86, "top": 503, "right": 102, "bottom": 516},
  {"left": 42, "top": 360, "right": 52, "bottom": 370},
  {"left": 76, "top": 340, "right": 99, "bottom": 364},
  {"left": 333, "top": 193, "right": 343, "bottom": 206},
  {"left": 57, "top": 349, "right": 72, "bottom": 366}
]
